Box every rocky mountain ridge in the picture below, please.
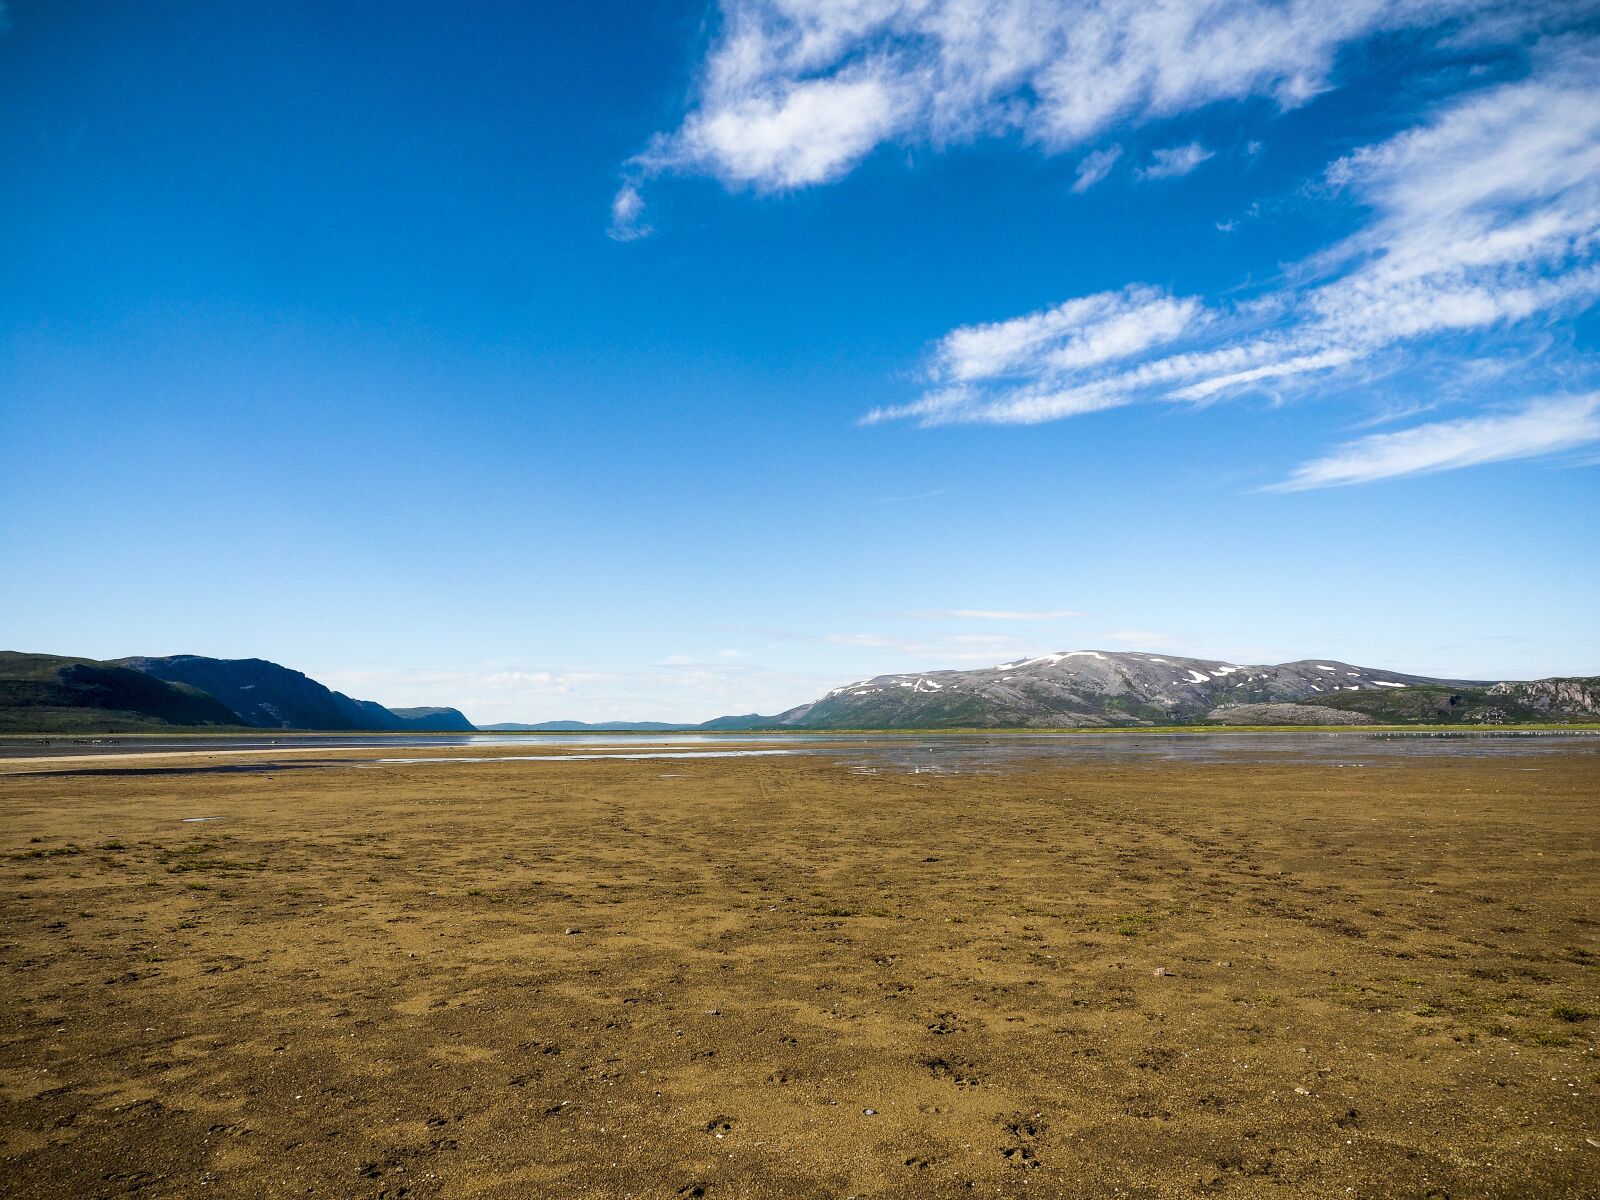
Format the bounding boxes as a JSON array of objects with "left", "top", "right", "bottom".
[{"left": 765, "top": 650, "right": 1493, "bottom": 729}]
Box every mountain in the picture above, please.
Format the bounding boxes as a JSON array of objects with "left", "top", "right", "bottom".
[
  {"left": 117, "top": 656, "right": 476, "bottom": 731},
  {"left": 0, "top": 651, "right": 244, "bottom": 732},
  {"left": 478, "top": 655, "right": 1599, "bottom": 731},
  {"left": 389, "top": 707, "right": 478, "bottom": 730},
  {"left": 7, "top": 646, "right": 1593, "bottom": 735},
  {"left": 760, "top": 651, "right": 1495, "bottom": 729},
  {"left": 0, "top": 651, "right": 476, "bottom": 733}
]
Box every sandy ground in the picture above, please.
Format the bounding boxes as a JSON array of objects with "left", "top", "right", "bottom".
[{"left": 1, "top": 748, "right": 1596, "bottom": 1198}]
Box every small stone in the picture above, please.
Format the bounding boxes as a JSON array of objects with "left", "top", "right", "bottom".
[
  {"left": 863, "top": 1108, "right": 877, "bottom": 1116},
  {"left": 706, "top": 1008, "right": 721, "bottom": 1016},
  {"left": 1294, "top": 1086, "right": 1310, "bottom": 1095},
  {"left": 564, "top": 927, "right": 582, "bottom": 935},
  {"left": 1152, "top": 967, "right": 1172, "bottom": 977}
]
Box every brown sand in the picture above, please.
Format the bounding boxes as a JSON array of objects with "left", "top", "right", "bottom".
[{"left": 1, "top": 748, "right": 1597, "bottom": 1198}]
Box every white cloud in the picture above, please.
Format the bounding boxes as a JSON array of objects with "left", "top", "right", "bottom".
[
  {"left": 616, "top": 0, "right": 1520, "bottom": 227},
  {"left": 868, "top": 35, "right": 1600, "bottom": 479},
  {"left": 1072, "top": 145, "right": 1122, "bottom": 192},
  {"left": 1269, "top": 394, "right": 1600, "bottom": 489},
  {"left": 676, "top": 73, "right": 910, "bottom": 192},
  {"left": 1139, "top": 141, "right": 1214, "bottom": 179}
]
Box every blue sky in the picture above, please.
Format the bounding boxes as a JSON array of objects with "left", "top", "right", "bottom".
[{"left": 2, "top": 0, "right": 1597, "bottom": 722}]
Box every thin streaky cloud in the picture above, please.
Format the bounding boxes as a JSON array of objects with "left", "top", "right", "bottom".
[
  {"left": 874, "top": 486, "right": 950, "bottom": 503},
  {"left": 1268, "top": 394, "right": 1600, "bottom": 490}
]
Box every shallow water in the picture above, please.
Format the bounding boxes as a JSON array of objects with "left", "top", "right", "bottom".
[{"left": 6, "top": 728, "right": 1596, "bottom": 775}]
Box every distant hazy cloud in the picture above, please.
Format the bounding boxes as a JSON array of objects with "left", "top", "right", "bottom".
[
  {"left": 319, "top": 659, "right": 838, "bottom": 725},
  {"left": 613, "top": 0, "right": 1524, "bottom": 232},
  {"left": 901, "top": 609, "right": 1086, "bottom": 621},
  {"left": 1101, "top": 629, "right": 1185, "bottom": 649}
]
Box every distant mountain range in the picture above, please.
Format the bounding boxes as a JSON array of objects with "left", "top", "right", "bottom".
[
  {"left": 0, "top": 652, "right": 473, "bottom": 733},
  {"left": 2, "top": 648, "right": 1595, "bottom": 733},
  {"left": 481, "top": 714, "right": 771, "bottom": 732}
]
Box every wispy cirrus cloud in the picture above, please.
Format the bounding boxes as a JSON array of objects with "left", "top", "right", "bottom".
[
  {"left": 1072, "top": 145, "right": 1122, "bottom": 193},
  {"left": 864, "top": 283, "right": 1206, "bottom": 425},
  {"left": 1270, "top": 394, "right": 1600, "bottom": 489},
  {"left": 866, "top": 33, "right": 1600, "bottom": 485},
  {"left": 610, "top": 0, "right": 1523, "bottom": 236},
  {"left": 1139, "top": 141, "right": 1214, "bottom": 180},
  {"left": 607, "top": 183, "right": 650, "bottom": 242}
]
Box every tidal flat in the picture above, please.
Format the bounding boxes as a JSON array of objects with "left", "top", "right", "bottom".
[{"left": 1, "top": 745, "right": 1596, "bottom": 1198}]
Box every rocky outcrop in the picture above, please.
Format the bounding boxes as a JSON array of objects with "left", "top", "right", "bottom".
[{"left": 1205, "top": 703, "right": 1373, "bottom": 726}]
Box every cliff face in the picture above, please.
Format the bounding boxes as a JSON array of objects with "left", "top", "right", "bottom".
[{"left": 1489, "top": 678, "right": 1600, "bottom": 716}]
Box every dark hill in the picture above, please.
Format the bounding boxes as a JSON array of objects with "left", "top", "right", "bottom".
[
  {"left": 117, "top": 656, "right": 476, "bottom": 731},
  {"left": 0, "top": 651, "right": 475, "bottom": 733},
  {"left": 0, "top": 651, "right": 243, "bottom": 732}
]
